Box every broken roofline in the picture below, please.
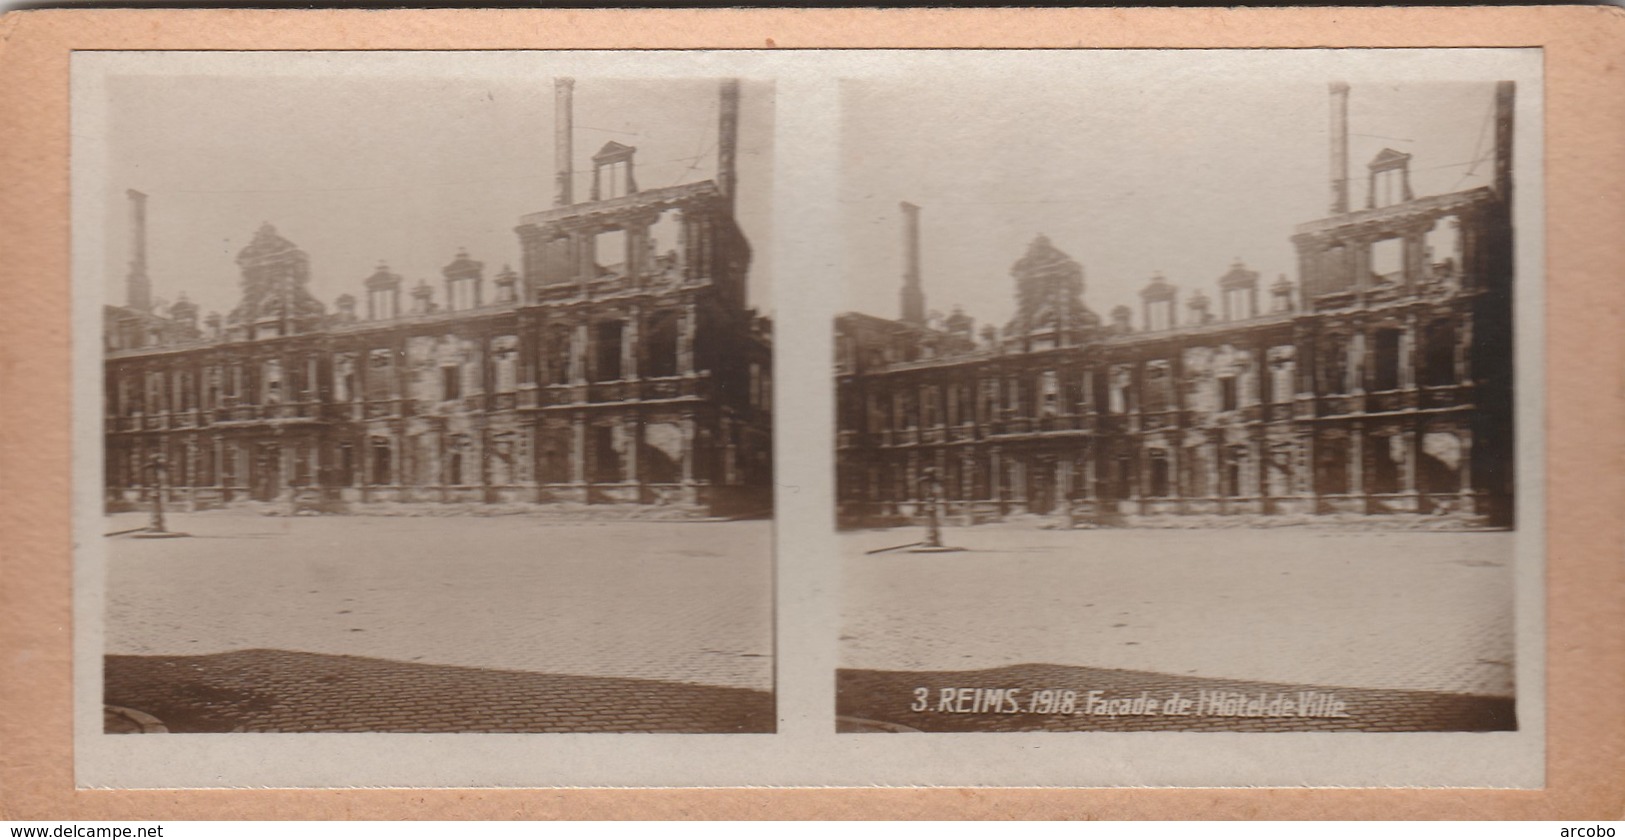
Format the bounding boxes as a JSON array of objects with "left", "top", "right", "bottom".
[
  {"left": 1293, "top": 186, "right": 1497, "bottom": 239},
  {"left": 517, "top": 180, "right": 723, "bottom": 229}
]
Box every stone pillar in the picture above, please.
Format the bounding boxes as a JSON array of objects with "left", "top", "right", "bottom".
[
  {"left": 1351, "top": 331, "right": 1368, "bottom": 395},
  {"left": 278, "top": 439, "right": 294, "bottom": 504},
  {"left": 573, "top": 322, "right": 589, "bottom": 384},
  {"left": 1458, "top": 316, "right": 1474, "bottom": 385},
  {"left": 213, "top": 436, "right": 225, "bottom": 494},
  {"left": 1011, "top": 457, "right": 1027, "bottom": 513},
  {"left": 571, "top": 414, "right": 587, "bottom": 486},
  {"left": 1403, "top": 227, "right": 1426, "bottom": 291},
  {"left": 679, "top": 303, "right": 697, "bottom": 375},
  {"left": 1351, "top": 237, "right": 1371, "bottom": 297},
  {"left": 624, "top": 305, "right": 641, "bottom": 381},
  {"left": 1411, "top": 420, "right": 1428, "bottom": 510},
  {"left": 1400, "top": 428, "right": 1418, "bottom": 501},
  {"left": 624, "top": 412, "right": 642, "bottom": 495},
  {"left": 1329, "top": 82, "right": 1351, "bottom": 215},
  {"left": 1253, "top": 433, "right": 1268, "bottom": 513},
  {"left": 680, "top": 414, "right": 696, "bottom": 485},
  {"left": 1349, "top": 421, "right": 1365, "bottom": 501},
  {"left": 554, "top": 78, "right": 574, "bottom": 207},
  {"left": 990, "top": 447, "right": 1003, "bottom": 513},
  {"left": 184, "top": 436, "right": 198, "bottom": 511},
  {"left": 576, "top": 231, "right": 595, "bottom": 286},
  {"left": 1458, "top": 427, "right": 1474, "bottom": 496}
]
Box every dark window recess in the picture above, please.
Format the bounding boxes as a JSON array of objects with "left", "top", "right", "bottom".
[
  {"left": 1148, "top": 451, "right": 1171, "bottom": 498},
  {"left": 1219, "top": 376, "right": 1239, "bottom": 412},
  {"left": 595, "top": 322, "right": 624, "bottom": 382},
  {"left": 370, "top": 438, "right": 392, "bottom": 486},
  {"left": 592, "top": 426, "right": 621, "bottom": 482},
  {"left": 645, "top": 313, "right": 680, "bottom": 378},
  {"left": 1373, "top": 329, "right": 1403, "bottom": 391},
  {"left": 442, "top": 366, "right": 461, "bottom": 401},
  {"left": 1423, "top": 320, "right": 1457, "bottom": 387}
]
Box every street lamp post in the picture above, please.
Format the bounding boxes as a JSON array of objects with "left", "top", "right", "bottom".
[
  {"left": 919, "top": 467, "right": 943, "bottom": 549},
  {"left": 147, "top": 454, "right": 168, "bottom": 534}
]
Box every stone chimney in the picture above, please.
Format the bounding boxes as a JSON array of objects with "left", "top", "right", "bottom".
[
  {"left": 1110, "top": 305, "right": 1133, "bottom": 333},
  {"left": 125, "top": 189, "right": 152, "bottom": 311},
  {"left": 717, "top": 78, "right": 740, "bottom": 216},
  {"left": 1494, "top": 81, "right": 1515, "bottom": 202},
  {"left": 1271, "top": 274, "right": 1296, "bottom": 313},
  {"left": 1187, "top": 289, "right": 1213, "bottom": 324},
  {"left": 899, "top": 201, "right": 925, "bottom": 325},
  {"left": 1329, "top": 82, "right": 1351, "bottom": 215},
  {"left": 494, "top": 265, "right": 519, "bottom": 303},
  {"left": 554, "top": 78, "right": 575, "bottom": 207},
  {"left": 411, "top": 279, "right": 435, "bottom": 314}
]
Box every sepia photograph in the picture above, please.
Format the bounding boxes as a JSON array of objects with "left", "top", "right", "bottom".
[
  {"left": 834, "top": 69, "right": 1532, "bottom": 734},
  {"left": 63, "top": 45, "right": 1554, "bottom": 791},
  {"left": 88, "top": 58, "right": 777, "bottom": 736}
]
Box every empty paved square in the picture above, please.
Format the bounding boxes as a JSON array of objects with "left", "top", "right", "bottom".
[
  {"left": 839, "top": 524, "right": 1517, "bottom": 732},
  {"left": 104, "top": 512, "right": 773, "bottom": 732}
]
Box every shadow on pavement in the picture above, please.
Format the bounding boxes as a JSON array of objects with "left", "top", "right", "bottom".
[{"left": 107, "top": 649, "right": 774, "bottom": 734}]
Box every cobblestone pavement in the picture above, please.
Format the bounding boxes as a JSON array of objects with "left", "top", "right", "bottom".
[
  {"left": 104, "top": 512, "right": 773, "bottom": 732},
  {"left": 836, "top": 664, "right": 1514, "bottom": 732},
  {"left": 841, "top": 525, "right": 1516, "bottom": 700},
  {"left": 107, "top": 650, "right": 773, "bottom": 733}
]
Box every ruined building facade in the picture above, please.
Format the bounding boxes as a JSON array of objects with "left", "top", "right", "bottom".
[
  {"left": 104, "top": 79, "right": 772, "bottom": 515},
  {"left": 835, "top": 83, "right": 1516, "bottom": 527}
]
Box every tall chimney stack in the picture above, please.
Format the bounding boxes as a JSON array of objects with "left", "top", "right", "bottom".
[
  {"left": 554, "top": 78, "right": 575, "bottom": 207},
  {"left": 1493, "top": 81, "right": 1515, "bottom": 203},
  {"left": 1329, "top": 82, "right": 1351, "bottom": 215},
  {"left": 125, "top": 188, "right": 152, "bottom": 312},
  {"left": 717, "top": 78, "right": 740, "bottom": 216},
  {"left": 899, "top": 201, "right": 925, "bottom": 325}
]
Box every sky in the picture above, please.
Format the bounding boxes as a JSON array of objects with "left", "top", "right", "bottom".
[
  {"left": 99, "top": 73, "right": 775, "bottom": 318},
  {"left": 840, "top": 77, "right": 1503, "bottom": 328}
]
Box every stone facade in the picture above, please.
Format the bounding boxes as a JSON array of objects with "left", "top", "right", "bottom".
[
  {"left": 835, "top": 83, "right": 1515, "bottom": 528},
  {"left": 103, "top": 79, "right": 772, "bottom": 517}
]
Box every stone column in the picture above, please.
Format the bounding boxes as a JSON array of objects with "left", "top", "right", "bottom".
[
  {"left": 1011, "top": 457, "right": 1027, "bottom": 513},
  {"left": 680, "top": 414, "right": 696, "bottom": 484},
  {"left": 576, "top": 231, "right": 595, "bottom": 286},
  {"left": 392, "top": 424, "right": 406, "bottom": 492},
  {"left": 624, "top": 412, "right": 642, "bottom": 497},
  {"left": 1412, "top": 420, "right": 1428, "bottom": 511},
  {"left": 1458, "top": 317, "right": 1474, "bottom": 385},
  {"left": 625, "top": 223, "right": 643, "bottom": 285},
  {"left": 278, "top": 439, "right": 294, "bottom": 505},
  {"left": 1349, "top": 421, "right": 1365, "bottom": 503},
  {"left": 1458, "top": 427, "right": 1474, "bottom": 497},
  {"left": 1351, "top": 330, "right": 1368, "bottom": 395},
  {"left": 184, "top": 436, "right": 198, "bottom": 511},
  {"left": 679, "top": 302, "right": 697, "bottom": 375},
  {"left": 1253, "top": 432, "right": 1268, "bottom": 513},
  {"left": 213, "top": 436, "right": 225, "bottom": 495},
  {"left": 571, "top": 413, "right": 587, "bottom": 486},
  {"left": 1400, "top": 427, "right": 1418, "bottom": 505},
  {"left": 573, "top": 322, "right": 589, "bottom": 384},
  {"left": 624, "top": 306, "right": 641, "bottom": 381},
  {"left": 990, "top": 447, "right": 1003, "bottom": 513},
  {"left": 1351, "top": 236, "right": 1371, "bottom": 298}
]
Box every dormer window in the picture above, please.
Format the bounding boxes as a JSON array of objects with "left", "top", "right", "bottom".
[
  {"left": 1147, "top": 299, "right": 1174, "bottom": 331},
  {"left": 1367, "top": 148, "right": 1414, "bottom": 209},
  {"left": 591, "top": 141, "right": 638, "bottom": 201}
]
